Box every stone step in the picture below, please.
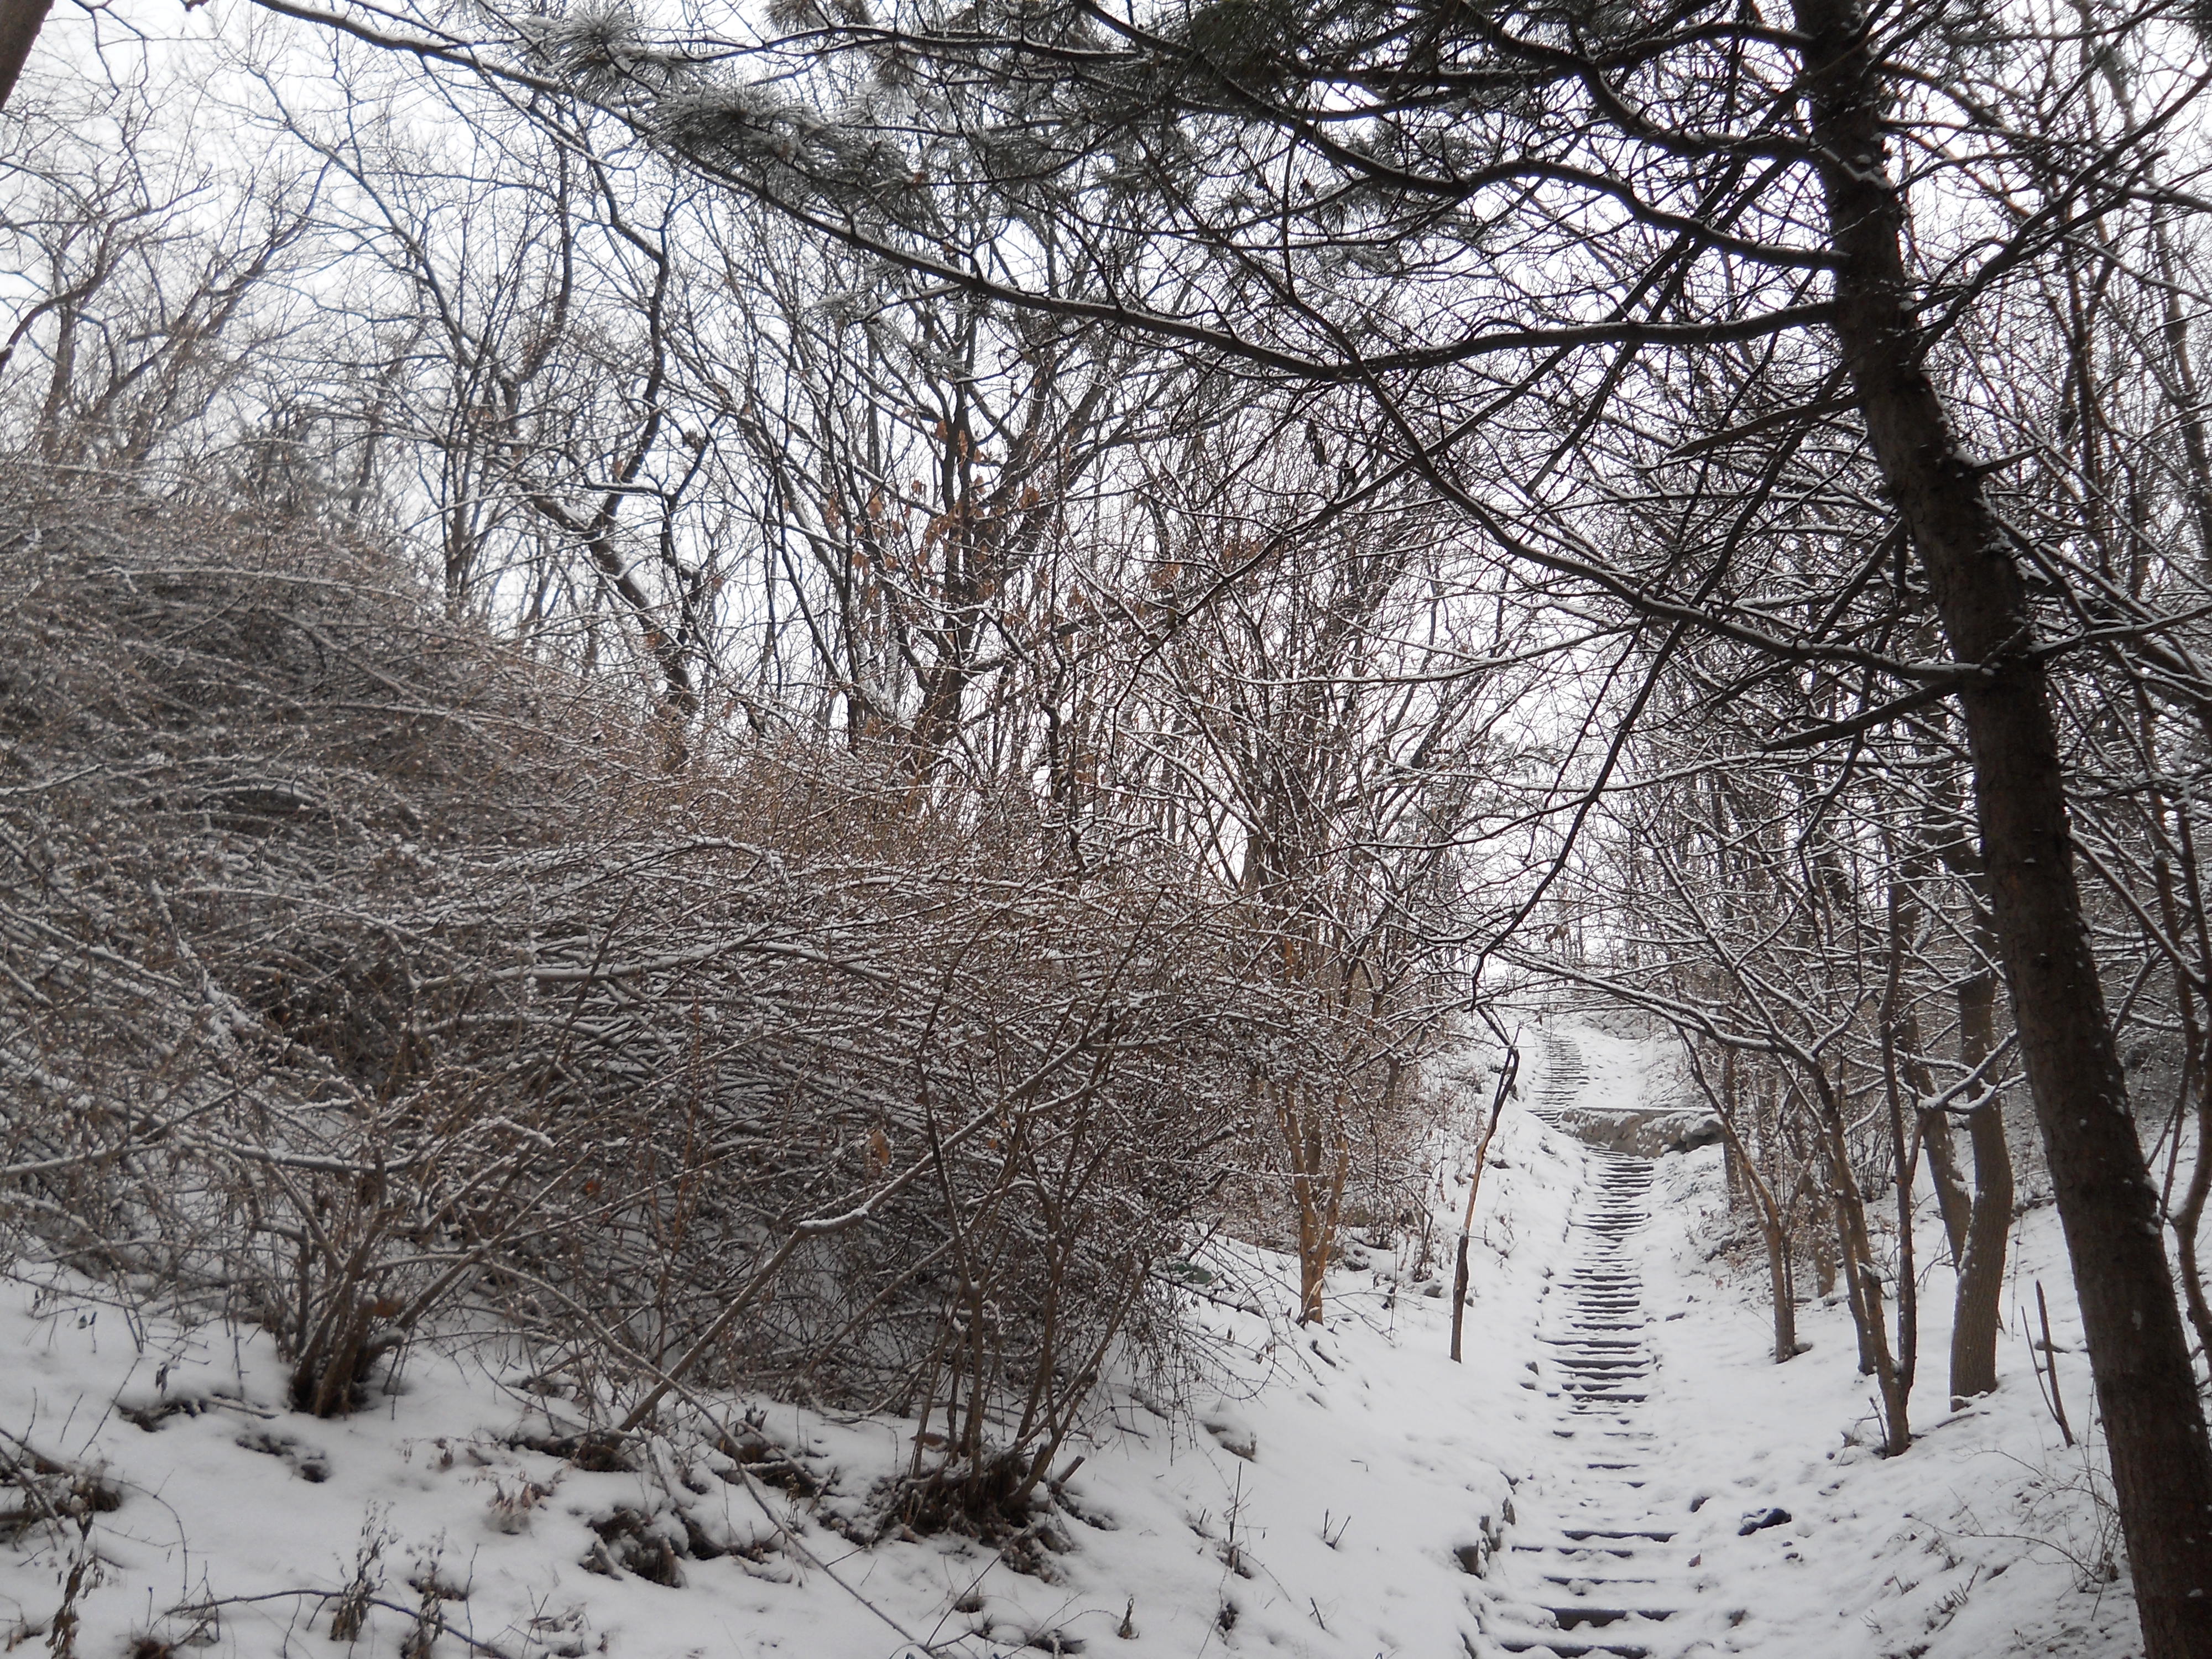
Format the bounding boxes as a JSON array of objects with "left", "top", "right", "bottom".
[
  {"left": 1562, "top": 1527, "right": 1675, "bottom": 1542},
  {"left": 1548, "top": 1605, "right": 1677, "bottom": 1630},
  {"left": 1491, "top": 1631, "right": 1655, "bottom": 1657},
  {"left": 1539, "top": 1573, "right": 1667, "bottom": 1589},
  {"left": 1550, "top": 1354, "right": 1648, "bottom": 1365},
  {"left": 1548, "top": 1359, "right": 1651, "bottom": 1370},
  {"left": 1540, "top": 1342, "right": 1645, "bottom": 1352}
]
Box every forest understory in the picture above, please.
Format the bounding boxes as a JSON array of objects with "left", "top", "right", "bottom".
[{"left": 0, "top": 1024, "right": 2133, "bottom": 1659}]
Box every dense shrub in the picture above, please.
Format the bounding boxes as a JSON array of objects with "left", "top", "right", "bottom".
[{"left": 0, "top": 472, "right": 1305, "bottom": 1518}]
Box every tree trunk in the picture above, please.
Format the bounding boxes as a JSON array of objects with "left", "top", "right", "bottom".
[
  {"left": 1880, "top": 875, "right": 1928, "bottom": 1407},
  {"left": 0, "top": 0, "right": 54, "bottom": 113},
  {"left": 1796, "top": 0, "right": 2212, "bottom": 1640},
  {"left": 1922, "top": 1108, "right": 1971, "bottom": 1267},
  {"left": 1762, "top": 1213, "right": 1797, "bottom": 1364},
  {"left": 1689, "top": 1047, "right": 1801, "bottom": 1364},
  {"left": 1813, "top": 1079, "right": 1911, "bottom": 1454},
  {"left": 1277, "top": 1081, "right": 1348, "bottom": 1326},
  {"left": 1950, "top": 948, "right": 2013, "bottom": 1401}
]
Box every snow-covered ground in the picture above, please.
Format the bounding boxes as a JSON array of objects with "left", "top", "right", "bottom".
[{"left": 0, "top": 1027, "right": 2135, "bottom": 1658}]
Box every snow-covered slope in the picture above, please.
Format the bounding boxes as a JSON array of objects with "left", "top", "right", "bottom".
[
  {"left": 1550, "top": 1027, "right": 2132, "bottom": 1659},
  {"left": 0, "top": 1027, "right": 2138, "bottom": 1658}
]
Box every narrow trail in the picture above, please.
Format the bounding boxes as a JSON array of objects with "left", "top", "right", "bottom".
[{"left": 1484, "top": 1031, "right": 1695, "bottom": 1659}]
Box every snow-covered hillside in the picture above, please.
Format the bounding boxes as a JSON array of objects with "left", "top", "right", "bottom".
[{"left": 0, "top": 1028, "right": 2134, "bottom": 1658}]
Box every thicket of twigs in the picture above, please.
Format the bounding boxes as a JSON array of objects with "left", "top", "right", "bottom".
[{"left": 0, "top": 469, "right": 1436, "bottom": 1527}]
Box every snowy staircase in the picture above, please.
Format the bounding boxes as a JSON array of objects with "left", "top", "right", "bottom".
[
  {"left": 1484, "top": 1036, "right": 1688, "bottom": 1659},
  {"left": 1526, "top": 1034, "right": 1585, "bottom": 1127}
]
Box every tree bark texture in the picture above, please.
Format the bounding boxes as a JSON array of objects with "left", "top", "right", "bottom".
[
  {"left": 1794, "top": 0, "right": 2212, "bottom": 1644},
  {"left": 1814, "top": 1075, "right": 1911, "bottom": 1454},
  {"left": 1276, "top": 1080, "right": 1348, "bottom": 1326},
  {"left": 0, "top": 0, "right": 53, "bottom": 113},
  {"left": 1950, "top": 950, "right": 2013, "bottom": 1401}
]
